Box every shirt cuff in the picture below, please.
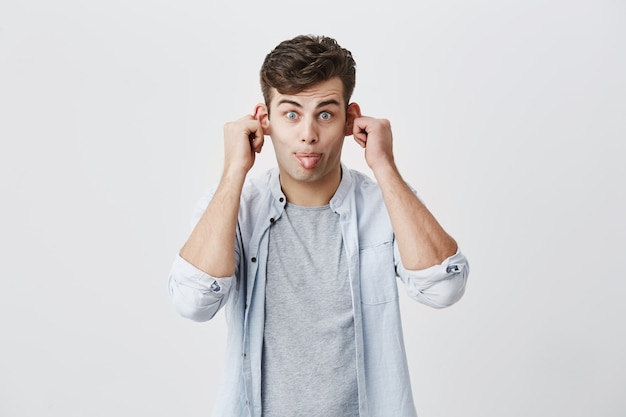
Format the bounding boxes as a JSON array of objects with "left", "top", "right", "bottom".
[
  {"left": 402, "top": 248, "right": 469, "bottom": 284},
  {"left": 171, "top": 254, "right": 235, "bottom": 295}
]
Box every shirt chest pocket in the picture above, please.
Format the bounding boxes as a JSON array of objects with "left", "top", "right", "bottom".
[{"left": 358, "top": 241, "right": 399, "bottom": 305}]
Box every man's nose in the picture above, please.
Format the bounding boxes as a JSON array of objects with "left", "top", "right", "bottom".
[{"left": 300, "top": 118, "right": 318, "bottom": 144}]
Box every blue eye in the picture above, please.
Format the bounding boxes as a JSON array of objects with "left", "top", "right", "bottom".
[
  {"left": 320, "top": 112, "right": 331, "bottom": 120},
  {"left": 286, "top": 111, "right": 297, "bottom": 120}
]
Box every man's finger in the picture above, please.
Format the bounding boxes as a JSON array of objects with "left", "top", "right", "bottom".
[{"left": 249, "top": 128, "right": 265, "bottom": 153}]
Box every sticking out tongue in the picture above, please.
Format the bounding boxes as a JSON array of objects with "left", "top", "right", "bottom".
[{"left": 296, "top": 154, "right": 321, "bottom": 169}]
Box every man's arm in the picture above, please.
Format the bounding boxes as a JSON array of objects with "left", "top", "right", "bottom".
[
  {"left": 353, "top": 116, "right": 457, "bottom": 270},
  {"left": 179, "top": 114, "right": 265, "bottom": 277}
]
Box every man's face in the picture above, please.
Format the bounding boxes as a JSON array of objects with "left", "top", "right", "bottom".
[{"left": 264, "top": 77, "right": 352, "bottom": 192}]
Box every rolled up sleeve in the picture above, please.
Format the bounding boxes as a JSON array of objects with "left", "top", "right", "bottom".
[
  {"left": 396, "top": 248, "right": 469, "bottom": 309},
  {"left": 168, "top": 254, "right": 235, "bottom": 322}
]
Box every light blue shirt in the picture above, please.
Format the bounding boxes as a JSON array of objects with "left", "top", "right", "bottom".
[{"left": 168, "top": 165, "right": 469, "bottom": 417}]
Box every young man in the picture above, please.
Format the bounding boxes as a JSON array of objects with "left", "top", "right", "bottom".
[{"left": 168, "top": 35, "right": 469, "bottom": 417}]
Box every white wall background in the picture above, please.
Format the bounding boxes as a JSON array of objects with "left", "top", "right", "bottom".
[{"left": 1, "top": 0, "right": 624, "bottom": 416}]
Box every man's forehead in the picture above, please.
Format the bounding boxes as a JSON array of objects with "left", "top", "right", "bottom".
[{"left": 270, "top": 78, "right": 345, "bottom": 108}]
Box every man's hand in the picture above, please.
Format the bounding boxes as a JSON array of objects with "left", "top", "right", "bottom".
[
  {"left": 223, "top": 115, "right": 265, "bottom": 178},
  {"left": 352, "top": 116, "right": 395, "bottom": 172}
]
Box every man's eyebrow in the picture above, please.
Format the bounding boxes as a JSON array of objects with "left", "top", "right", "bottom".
[
  {"left": 276, "top": 99, "right": 342, "bottom": 108},
  {"left": 317, "top": 99, "right": 341, "bottom": 108},
  {"left": 277, "top": 99, "right": 302, "bottom": 108}
]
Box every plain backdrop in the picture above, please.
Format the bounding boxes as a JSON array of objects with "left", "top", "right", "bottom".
[{"left": 1, "top": 0, "right": 625, "bottom": 416}]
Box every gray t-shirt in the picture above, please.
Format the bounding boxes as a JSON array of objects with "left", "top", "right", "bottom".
[{"left": 262, "top": 203, "right": 359, "bottom": 417}]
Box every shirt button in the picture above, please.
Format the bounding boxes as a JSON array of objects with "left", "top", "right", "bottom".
[
  {"left": 251, "top": 257, "right": 257, "bottom": 262},
  {"left": 279, "top": 197, "right": 284, "bottom": 203},
  {"left": 269, "top": 217, "right": 275, "bottom": 224}
]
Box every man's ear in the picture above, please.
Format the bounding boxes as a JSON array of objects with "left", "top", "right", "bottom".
[
  {"left": 254, "top": 103, "right": 271, "bottom": 135},
  {"left": 345, "top": 102, "right": 362, "bottom": 136}
]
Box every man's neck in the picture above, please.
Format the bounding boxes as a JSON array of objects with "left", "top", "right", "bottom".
[{"left": 279, "top": 166, "right": 342, "bottom": 207}]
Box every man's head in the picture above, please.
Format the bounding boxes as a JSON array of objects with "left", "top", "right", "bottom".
[
  {"left": 259, "top": 35, "right": 357, "bottom": 110},
  {"left": 253, "top": 35, "right": 362, "bottom": 205}
]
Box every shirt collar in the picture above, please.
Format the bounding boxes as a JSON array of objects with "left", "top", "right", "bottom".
[{"left": 330, "top": 163, "right": 353, "bottom": 211}]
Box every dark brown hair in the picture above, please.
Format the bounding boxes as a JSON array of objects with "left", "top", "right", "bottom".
[{"left": 260, "top": 35, "right": 357, "bottom": 108}]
